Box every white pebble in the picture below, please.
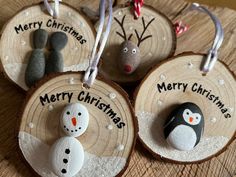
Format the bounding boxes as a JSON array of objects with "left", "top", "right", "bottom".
[
  {"left": 157, "top": 100, "right": 163, "bottom": 106},
  {"left": 69, "top": 78, "right": 75, "bottom": 84},
  {"left": 129, "top": 26, "right": 133, "bottom": 31},
  {"left": 149, "top": 15, "right": 154, "bottom": 19},
  {"left": 4, "top": 56, "right": 9, "bottom": 61},
  {"left": 160, "top": 74, "right": 166, "bottom": 81},
  {"left": 228, "top": 107, "right": 234, "bottom": 113},
  {"left": 116, "top": 144, "right": 124, "bottom": 151},
  {"left": 162, "top": 37, "right": 166, "bottom": 41},
  {"left": 28, "top": 122, "right": 34, "bottom": 129},
  {"left": 188, "top": 62, "right": 193, "bottom": 69},
  {"left": 106, "top": 124, "right": 113, "bottom": 130},
  {"left": 210, "top": 117, "right": 217, "bottom": 123},
  {"left": 21, "top": 40, "right": 26, "bottom": 46},
  {"left": 109, "top": 93, "right": 116, "bottom": 99},
  {"left": 218, "top": 79, "right": 225, "bottom": 85},
  {"left": 118, "top": 11, "right": 122, "bottom": 16},
  {"left": 148, "top": 52, "right": 153, "bottom": 57},
  {"left": 48, "top": 105, "right": 54, "bottom": 111},
  {"left": 24, "top": 11, "right": 29, "bottom": 16},
  {"left": 67, "top": 12, "right": 72, "bottom": 17},
  {"left": 80, "top": 21, "right": 85, "bottom": 27},
  {"left": 72, "top": 46, "right": 78, "bottom": 51}
]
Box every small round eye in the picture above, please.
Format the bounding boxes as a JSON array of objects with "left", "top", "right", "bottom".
[
  {"left": 196, "top": 116, "right": 198, "bottom": 119},
  {"left": 132, "top": 48, "right": 137, "bottom": 54},
  {"left": 123, "top": 47, "right": 128, "bottom": 53},
  {"left": 186, "top": 112, "right": 189, "bottom": 115},
  {"left": 66, "top": 111, "right": 70, "bottom": 115},
  {"left": 78, "top": 112, "right": 81, "bottom": 116}
]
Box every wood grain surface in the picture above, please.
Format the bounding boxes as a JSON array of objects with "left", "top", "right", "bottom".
[{"left": 0, "top": 0, "right": 236, "bottom": 177}]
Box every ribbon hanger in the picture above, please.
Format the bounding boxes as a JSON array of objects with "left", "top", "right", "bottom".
[
  {"left": 189, "top": 3, "right": 224, "bottom": 74},
  {"left": 83, "top": 0, "right": 113, "bottom": 88},
  {"left": 44, "top": 0, "right": 60, "bottom": 18}
]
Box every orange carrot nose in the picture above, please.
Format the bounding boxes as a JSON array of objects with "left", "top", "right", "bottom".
[
  {"left": 189, "top": 117, "right": 193, "bottom": 123},
  {"left": 72, "top": 117, "right": 77, "bottom": 126}
]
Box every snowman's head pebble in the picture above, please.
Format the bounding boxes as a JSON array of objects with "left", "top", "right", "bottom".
[{"left": 61, "top": 103, "right": 89, "bottom": 137}]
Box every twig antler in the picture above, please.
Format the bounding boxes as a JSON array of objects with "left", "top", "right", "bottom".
[
  {"left": 135, "top": 17, "right": 155, "bottom": 47},
  {"left": 114, "top": 15, "right": 127, "bottom": 41}
]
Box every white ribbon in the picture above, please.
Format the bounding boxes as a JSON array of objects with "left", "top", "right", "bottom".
[
  {"left": 83, "top": 0, "right": 113, "bottom": 87},
  {"left": 190, "top": 3, "right": 224, "bottom": 74},
  {"left": 44, "top": 0, "right": 60, "bottom": 18}
]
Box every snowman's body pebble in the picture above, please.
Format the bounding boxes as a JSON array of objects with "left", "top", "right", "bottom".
[{"left": 49, "top": 137, "right": 84, "bottom": 177}]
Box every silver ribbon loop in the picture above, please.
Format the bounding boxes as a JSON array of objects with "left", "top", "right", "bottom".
[
  {"left": 190, "top": 3, "right": 224, "bottom": 74},
  {"left": 83, "top": 0, "right": 113, "bottom": 88},
  {"left": 44, "top": 0, "right": 60, "bottom": 18}
]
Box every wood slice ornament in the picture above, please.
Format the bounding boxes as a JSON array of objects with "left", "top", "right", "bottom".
[
  {"left": 99, "top": 5, "right": 176, "bottom": 84},
  {"left": 134, "top": 4, "right": 236, "bottom": 163},
  {"left": 134, "top": 53, "right": 236, "bottom": 163},
  {"left": 18, "top": 72, "right": 137, "bottom": 177},
  {"left": 0, "top": 2, "right": 95, "bottom": 91}
]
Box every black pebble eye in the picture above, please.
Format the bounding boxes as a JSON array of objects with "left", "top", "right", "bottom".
[
  {"left": 63, "top": 159, "right": 68, "bottom": 164},
  {"left": 186, "top": 112, "right": 189, "bottom": 115},
  {"left": 65, "top": 149, "right": 70, "bottom": 154},
  {"left": 66, "top": 111, "right": 70, "bottom": 115},
  {"left": 78, "top": 112, "right": 81, "bottom": 116},
  {"left": 196, "top": 117, "right": 198, "bottom": 119},
  {"left": 61, "top": 169, "right": 67, "bottom": 174}
]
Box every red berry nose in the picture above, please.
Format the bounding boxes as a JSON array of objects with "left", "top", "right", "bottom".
[
  {"left": 124, "top": 65, "right": 132, "bottom": 73},
  {"left": 72, "top": 117, "right": 77, "bottom": 126}
]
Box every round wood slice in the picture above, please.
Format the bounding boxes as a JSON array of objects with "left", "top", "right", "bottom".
[
  {"left": 99, "top": 5, "right": 176, "bottom": 84},
  {"left": 18, "top": 72, "right": 137, "bottom": 177},
  {"left": 134, "top": 53, "right": 236, "bottom": 163},
  {"left": 0, "top": 3, "right": 95, "bottom": 91}
]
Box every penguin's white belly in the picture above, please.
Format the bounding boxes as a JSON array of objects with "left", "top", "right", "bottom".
[
  {"left": 49, "top": 136, "right": 84, "bottom": 177},
  {"left": 167, "top": 125, "right": 197, "bottom": 151}
]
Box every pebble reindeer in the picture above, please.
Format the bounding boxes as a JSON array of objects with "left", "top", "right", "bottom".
[
  {"left": 49, "top": 103, "right": 89, "bottom": 177},
  {"left": 25, "top": 29, "right": 68, "bottom": 87},
  {"left": 114, "top": 15, "right": 155, "bottom": 74}
]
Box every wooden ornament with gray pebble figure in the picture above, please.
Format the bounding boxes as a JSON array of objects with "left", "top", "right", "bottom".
[{"left": 115, "top": 15, "right": 155, "bottom": 74}]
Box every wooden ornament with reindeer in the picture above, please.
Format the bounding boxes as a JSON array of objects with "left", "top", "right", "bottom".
[
  {"left": 98, "top": 5, "right": 176, "bottom": 84},
  {"left": 115, "top": 15, "right": 155, "bottom": 74}
]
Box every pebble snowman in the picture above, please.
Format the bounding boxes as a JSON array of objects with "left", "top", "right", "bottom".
[
  {"left": 164, "top": 102, "right": 204, "bottom": 151},
  {"left": 49, "top": 103, "right": 89, "bottom": 177}
]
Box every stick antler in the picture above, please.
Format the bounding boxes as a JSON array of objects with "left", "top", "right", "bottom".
[
  {"left": 135, "top": 17, "right": 155, "bottom": 47},
  {"left": 114, "top": 15, "right": 127, "bottom": 41}
]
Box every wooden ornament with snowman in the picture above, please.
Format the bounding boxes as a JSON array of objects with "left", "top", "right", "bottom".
[
  {"left": 134, "top": 3, "right": 236, "bottom": 163},
  {"left": 18, "top": 1, "right": 137, "bottom": 177}
]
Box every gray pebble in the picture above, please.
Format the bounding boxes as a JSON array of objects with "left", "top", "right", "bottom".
[
  {"left": 50, "top": 32, "right": 68, "bottom": 51},
  {"left": 33, "top": 29, "right": 48, "bottom": 49},
  {"left": 25, "top": 49, "right": 45, "bottom": 87},
  {"left": 45, "top": 50, "right": 64, "bottom": 74}
]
